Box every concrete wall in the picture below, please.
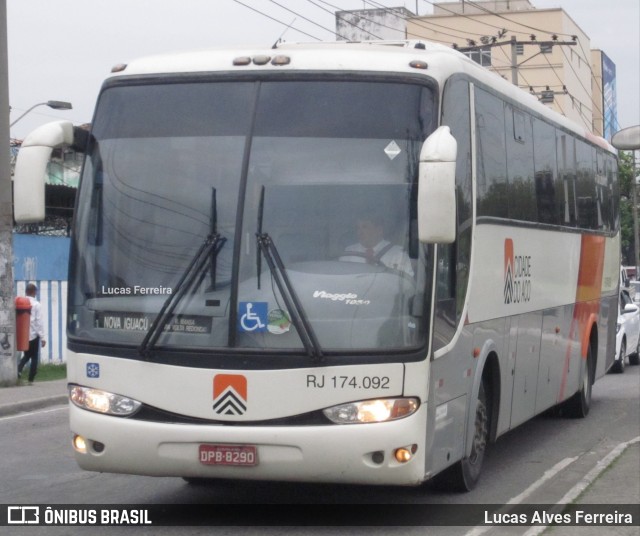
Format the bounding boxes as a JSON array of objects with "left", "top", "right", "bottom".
[
  {"left": 336, "top": 7, "right": 412, "bottom": 41},
  {"left": 13, "top": 234, "right": 69, "bottom": 281}
]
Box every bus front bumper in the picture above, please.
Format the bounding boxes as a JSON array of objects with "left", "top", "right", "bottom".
[{"left": 69, "top": 403, "right": 428, "bottom": 486}]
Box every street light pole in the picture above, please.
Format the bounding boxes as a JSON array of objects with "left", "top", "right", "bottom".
[
  {"left": 10, "top": 100, "right": 72, "bottom": 127},
  {"left": 612, "top": 125, "right": 640, "bottom": 273},
  {"left": 632, "top": 160, "right": 639, "bottom": 273}
]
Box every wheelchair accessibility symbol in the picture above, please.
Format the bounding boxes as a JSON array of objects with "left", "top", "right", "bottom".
[{"left": 238, "top": 302, "right": 268, "bottom": 333}]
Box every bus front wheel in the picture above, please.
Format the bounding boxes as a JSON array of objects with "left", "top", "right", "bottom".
[{"left": 434, "top": 379, "right": 490, "bottom": 492}]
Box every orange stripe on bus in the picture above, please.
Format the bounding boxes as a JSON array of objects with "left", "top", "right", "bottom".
[{"left": 558, "top": 235, "right": 605, "bottom": 401}]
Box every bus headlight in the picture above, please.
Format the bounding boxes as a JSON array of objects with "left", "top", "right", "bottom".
[
  {"left": 322, "top": 397, "right": 419, "bottom": 424},
  {"left": 69, "top": 385, "right": 142, "bottom": 416}
]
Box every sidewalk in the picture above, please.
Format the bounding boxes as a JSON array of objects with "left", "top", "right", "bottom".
[
  {"left": 0, "top": 379, "right": 637, "bottom": 532},
  {"left": 0, "top": 378, "right": 68, "bottom": 417},
  {"left": 543, "top": 441, "right": 640, "bottom": 535}
]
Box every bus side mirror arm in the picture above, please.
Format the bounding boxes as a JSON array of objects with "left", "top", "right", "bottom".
[
  {"left": 13, "top": 120, "right": 75, "bottom": 223},
  {"left": 417, "top": 125, "right": 457, "bottom": 244}
]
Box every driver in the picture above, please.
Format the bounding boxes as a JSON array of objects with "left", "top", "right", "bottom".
[{"left": 340, "top": 215, "right": 414, "bottom": 277}]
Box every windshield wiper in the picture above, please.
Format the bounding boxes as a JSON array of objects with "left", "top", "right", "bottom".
[
  {"left": 138, "top": 233, "right": 226, "bottom": 359},
  {"left": 139, "top": 188, "right": 226, "bottom": 359},
  {"left": 256, "top": 186, "right": 323, "bottom": 361}
]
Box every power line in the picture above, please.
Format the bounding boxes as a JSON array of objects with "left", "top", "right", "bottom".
[
  {"left": 230, "top": 0, "right": 322, "bottom": 41},
  {"left": 426, "top": 0, "right": 612, "bottom": 128},
  {"left": 557, "top": 46, "right": 605, "bottom": 121},
  {"left": 572, "top": 38, "right": 621, "bottom": 131},
  {"left": 462, "top": 0, "right": 576, "bottom": 39},
  {"left": 420, "top": 0, "right": 510, "bottom": 36},
  {"left": 420, "top": 0, "right": 605, "bottom": 79},
  {"left": 421, "top": 1, "right": 616, "bottom": 134},
  {"left": 304, "top": 0, "right": 385, "bottom": 40},
  {"left": 316, "top": 0, "right": 458, "bottom": 44},
  {"left": 266, "top": 0, "right": 347, "bottom": 40},
  {"left": 364, "top": 0, "right": 489, "bottom": 41},
  {"left": 492, "top": 43, "right": 569, "bottom": 116}
]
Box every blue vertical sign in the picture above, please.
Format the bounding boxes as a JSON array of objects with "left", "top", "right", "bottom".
[
  {"left": 602, "top": 52, "right": 617, "bottom": 141},
  {"left": 237, "top": 302, "right": 268, "bottom": 333}
]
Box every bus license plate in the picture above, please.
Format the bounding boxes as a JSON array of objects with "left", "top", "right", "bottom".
[{"left": 199, "top": 444, "right": 258, "bottom": 466}]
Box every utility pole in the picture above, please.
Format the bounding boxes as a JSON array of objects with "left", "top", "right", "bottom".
[
  {"left": 457, "top": 36, "right": 577, "bottom": 88},
  {"left": 510, "top": 35, "right": 518, "bottom": 85},
  {"left": 0, "top": 0, "right": 17, "bottom": 386}
]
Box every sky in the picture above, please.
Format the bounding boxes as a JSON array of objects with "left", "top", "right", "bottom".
[{"left": 6, "top": 0, "right": 640, "bottom": 140}]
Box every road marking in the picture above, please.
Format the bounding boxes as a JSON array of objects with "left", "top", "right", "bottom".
[
  {"left": 522, "top": 436, "right": 640, "bottom": 536},
  {"left": 463, "top": 456, "right": 579, "bottom": 536},
  {"left": 464, "top": 437, "right": 640, "bottom": 536},
  {"left": 0, "top": 405, "right": 68, "bottom": 422}
]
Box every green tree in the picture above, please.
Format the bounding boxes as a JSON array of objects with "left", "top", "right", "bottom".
[{"left": 619, "top": 151, "right": 639, "bottom": 266}]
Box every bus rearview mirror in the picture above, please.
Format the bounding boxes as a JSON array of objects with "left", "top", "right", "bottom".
[
  {"left": 13, "top": 120, "right": 75, "bottom": 224},
  {"left": 417, "top": 126, "right": 457, "bottom": 244}
]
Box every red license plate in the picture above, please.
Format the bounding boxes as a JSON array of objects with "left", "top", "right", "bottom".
[{"left": 199, "top": 444, "right": 258, "bottom": 466}]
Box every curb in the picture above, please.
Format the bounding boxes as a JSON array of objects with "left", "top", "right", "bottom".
[{"left": 0, "top": 395, "right": 68, "bottom": 417}]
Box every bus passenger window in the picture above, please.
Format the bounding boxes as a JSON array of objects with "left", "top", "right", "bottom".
[
  {"left": 556, "top": 131, "right": 577, "bottom": 226},
  {"left": 506, "top": 105, "right": 535, "bottom": 222},
  {"left": 533, "top": 118, "right": 559, "bottom": 225},
  {"left": 475, "top": 89, "right": 508, "bottom": 219},
  {"left": 575, "top": 141, "right": 596, "bottom": 229}
]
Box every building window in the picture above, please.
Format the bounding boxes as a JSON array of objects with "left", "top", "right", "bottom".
[{"left": 464, "top": 46, "right": 491, "bottom": 67}]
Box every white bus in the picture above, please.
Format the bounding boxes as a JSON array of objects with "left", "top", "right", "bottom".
[{"left": 14, "top": 40, "right": 620, "bottom": 491}]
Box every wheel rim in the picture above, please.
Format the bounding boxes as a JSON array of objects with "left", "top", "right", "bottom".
[{"left": 469, "top": 394, "right": 488, "bottom": 465}]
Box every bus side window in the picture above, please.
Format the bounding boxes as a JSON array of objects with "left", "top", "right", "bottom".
[
  {"left": 475, "top": 88, "right": 508, "bottom": 219},
  {"left": 556, "top": 130, "right": 577, "bottom": 226},
  {"left": 575, "top": 141, "right": 597, "bottom": 229},
  {"left": 506, "top": 105, "right": 535, "bottom": 222},
  {"left": 533, "top": 118, "right": 559, "bottom": 225}
]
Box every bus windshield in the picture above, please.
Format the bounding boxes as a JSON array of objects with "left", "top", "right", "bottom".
[{"left": 69, "top": 78, "right": 436, "bottom": 357}]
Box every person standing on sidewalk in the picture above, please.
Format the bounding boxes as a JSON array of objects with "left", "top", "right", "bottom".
[{"left": 17, "top": 283, "right": 46, "bottom": 385}]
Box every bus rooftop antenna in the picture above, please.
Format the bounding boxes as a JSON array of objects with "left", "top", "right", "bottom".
[{"left": 273, "top": 17, "right": 297, "bottom": 48}]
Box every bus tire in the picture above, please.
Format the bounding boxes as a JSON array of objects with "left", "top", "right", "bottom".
[
  {"left": 564, "top": 344, "right": 593, "bottom": 418},
  {"left": 434, "top": 379, "right": 490, "bottom": 492},
  {"left": 611, "top": 340, "right": 625, "bottom": 373},
  {"left": 629, "top": 339, "right": 640, "bottom": 365}
]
